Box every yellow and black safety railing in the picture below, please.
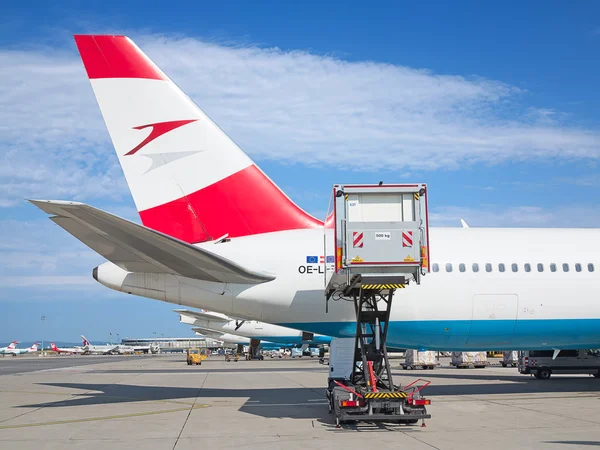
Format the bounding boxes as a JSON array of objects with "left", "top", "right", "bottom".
[
  {"left": 361, "top": 284, "right": 405, "bottom": 290},
  {"left": 364, "top": 392, "right": 408, "bottom": 399}
]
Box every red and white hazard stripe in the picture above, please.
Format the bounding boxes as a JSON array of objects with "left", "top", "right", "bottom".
[
  {"left": 353, "top": 232, "right": 364, "bottom": 248},
  {"left": 402, "top": 231, "right": 413, "bottom": 247}
]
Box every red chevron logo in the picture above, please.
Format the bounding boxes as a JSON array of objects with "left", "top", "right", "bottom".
[{"left": 125, "top": 119, "right": 198, "bottom": 156}]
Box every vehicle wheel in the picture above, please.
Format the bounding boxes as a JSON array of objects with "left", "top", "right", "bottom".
[
  {"left": 537, "top": 368, "right": 552, "bottom": 380},
  {"left": 402, "top": 365, "right": 407, "bottom": 370},
  {"left": 501, "top": 362, "right": 507, "bottom": 367},
  {"left": 428, "top": 365, "right": 435, "bottom": 370}
]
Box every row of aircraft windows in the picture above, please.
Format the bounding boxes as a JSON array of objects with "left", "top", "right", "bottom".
[{"left": 431, "top": 262, "right": 595, "bottom": 273}]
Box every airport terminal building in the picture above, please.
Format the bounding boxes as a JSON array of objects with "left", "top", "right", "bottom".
[{"left": 121, "top": 337, "right": 230, "bottom": 353}]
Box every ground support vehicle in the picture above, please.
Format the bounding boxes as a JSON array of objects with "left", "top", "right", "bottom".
[
  {"left": 324, "top": 183, "right": 432, "bottom": 427},
  {"left": 186, "top": 348, "right": 206, "bottom": 365},
  {"left": 519, "top": 349, "right": 600, "bottom": 379}
]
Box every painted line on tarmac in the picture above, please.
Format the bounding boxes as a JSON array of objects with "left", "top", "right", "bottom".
[
  {"left": 0, "top": 404, "right": 210, "bottom": 430},
  {"left": 244, "top": 401, "right": 327, "bottom": 407}
]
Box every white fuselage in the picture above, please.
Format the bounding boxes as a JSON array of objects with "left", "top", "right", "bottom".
[
  {"left": 97, "top": 227, "right": 600, "bottom": 350},
  {"left": 85, "top": 344, "right": 117, "bottom": 354},
  {"left": 54, "top": 347, "right": 84, "bottom": 354}
]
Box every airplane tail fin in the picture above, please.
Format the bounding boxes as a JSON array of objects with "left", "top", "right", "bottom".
[
  {"left": 7, "top": 341, "right": 18, "bottom": 349},
  {"left": 73, "top": 35, "right": 322, "bottom": 244},
  {"left": 30, "top": 343, "right": 38, "bottom": 351},
  {"left": 50, "top": 342, "right": 57, "bottom": 351},
  {"left": 81, "top": 335, "right": 90, "bottom": 347}
]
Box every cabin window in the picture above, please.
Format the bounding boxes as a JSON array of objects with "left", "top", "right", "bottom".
[
  {"left": 432, "top": 263, "right": 439, "bottom": 273},
  {"left": 562, "top": 263, "right": 569, "bottom": 272},
  {"left": 524, "top": 263, "right": 531, "bottom": 272},
  {"left": 550, "top": 263, "right": 557, "bottom": 272},
  {"left": 472, "top": 263, "right": 479, "bottom": 272},
  {"left": 588, "top": 263, "right": 595, "bottom": 272},
  {"left": 459, "top": 263, "right": 466, "bottom": 273},
  {"left": 446, "top": 263, "right": 453, "bottom": 272},
  {"left": 537, "top": 263, "right": 544, "bottom": 272},
  {"left": 575, "top": 263, "right": 582, "bottom": 272},
  {"left": 498, "top": 263, "right": 506, "bottom": 272},
  {"left": 485, "top": 263, "right": 492, "bottom": 272},
  {"left": 511, "top": 263, "right": 518, "bottom": 272}
]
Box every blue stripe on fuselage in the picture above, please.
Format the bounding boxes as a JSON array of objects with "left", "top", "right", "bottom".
[{"left": 278, "top": 319, "right": 600, "bottom": 351}]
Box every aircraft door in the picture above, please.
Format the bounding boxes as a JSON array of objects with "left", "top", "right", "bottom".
[{"left": 467, "top": 294, "right": 519, "bottom": 346}]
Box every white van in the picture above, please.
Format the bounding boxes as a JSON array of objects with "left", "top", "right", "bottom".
[{"left": 519, "top": 349, "right": 600, "bottom": 379}]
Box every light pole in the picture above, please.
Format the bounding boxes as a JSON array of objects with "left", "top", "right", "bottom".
[
  {"left": 41, "top": 315, "right": 46, "bottom": 356},
  {"left": 117, "top": 333, "right": 120, "bottom": 344}
]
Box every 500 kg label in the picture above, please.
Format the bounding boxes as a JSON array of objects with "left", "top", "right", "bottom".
[{"left": 375, "top": 232, "right": 391, "bottom": 240}]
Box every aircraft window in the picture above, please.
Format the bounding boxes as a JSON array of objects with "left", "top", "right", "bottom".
[
  {"left": 446, "top": 263, "right": 453, "bottom": 272},
  {"left": 524, "top": 263, "right": 531, "bottom": 272},
  {"left": 575, "top": 263, "right": 582, "bottom": 272},
  {"left": 562, "top": 263, "right": 569, "bottom": 272},
  {"left": 432, "top": 263, "right": 439, "bottom": 273},
  {"left": 511, "top": 263, "right": 518, "bottom": 272},
  {"left": 472, "top": 263, "right": 479, "bottom": 272},
  {"left": 498, "top": 263, "right": 505, "bottom": 272},
  {"left": 485, "top": 263, "right": 492, "bottom": 272},
  {"left": 589, "top": 263, "right": 595, "bottom": 272},
  {"left": 537, "top": 263, "right": 544, "bottom": 272},
  {"left": 550, "top": 263, "right": 557, "bottom": 272},
  {"left": 459, "top": 263, "right": 466, "bottom": 272}
]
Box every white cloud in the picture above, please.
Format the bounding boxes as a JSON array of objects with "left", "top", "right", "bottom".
[
  {"left": 430, "top": 205, "right": 600, "bottom": 228},
  {"left": 1, "top": 34, "right": 599, "bottom": 208}
]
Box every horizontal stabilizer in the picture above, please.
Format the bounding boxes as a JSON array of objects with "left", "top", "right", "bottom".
[
  {"left": 174, "top": 309, "right": 230, "bottom": 324},
  {"left": 30, "top": 200, "right": 275, "bottom": 284}
]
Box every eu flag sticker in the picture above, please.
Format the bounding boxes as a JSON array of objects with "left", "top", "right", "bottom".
[
  {"left": 326, "top": 256, "right": 335, "bottom": 263},
  {"left": 306, "top": 256, "right": 318, "bottom": 264}
]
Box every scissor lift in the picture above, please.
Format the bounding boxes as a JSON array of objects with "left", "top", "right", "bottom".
[{"left": 323, "top": 183, "right": 431, "bottom": 426}]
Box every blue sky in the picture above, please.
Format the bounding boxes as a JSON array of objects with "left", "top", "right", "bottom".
[{"left": 1, "top": 1, "right": 600, "bottom": 343}]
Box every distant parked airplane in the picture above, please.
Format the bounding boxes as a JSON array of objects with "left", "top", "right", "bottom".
[
  {"left": 6, "top": 343, "right": 39, "bottom": 356},
  {"left": 50, "top": 342, "right": 84, "bottom": 355},
  {"left": 81, "top": 336, "right": 117, "bottom": 355},
  {"left": 0, "top": 341, "right": 19, "bottom": 356}
]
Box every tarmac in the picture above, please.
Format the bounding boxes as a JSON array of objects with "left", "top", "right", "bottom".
[{"left": 0, "top": 354, "right": 599, "bottom": 449}]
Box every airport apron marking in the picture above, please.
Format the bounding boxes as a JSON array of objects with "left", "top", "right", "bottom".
[{"left": 0, "top": 404, "right": 210, "bottom": 430}]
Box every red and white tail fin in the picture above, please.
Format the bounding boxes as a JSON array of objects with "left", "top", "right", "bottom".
[
  {"left": 29, "top": 343, "right": 39, "bottom": 351},
  {"left": 7, "top": 341, "right": 18, "bottom": 349},
  {"left": 74, "top": 35, "right": 322, "bottom": 243},
  {"left": 81, "top": 335, "right": 90, "bottom": 346},
  {"left": 50, "top": 342, "right": 58, "bottom": 351}
]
